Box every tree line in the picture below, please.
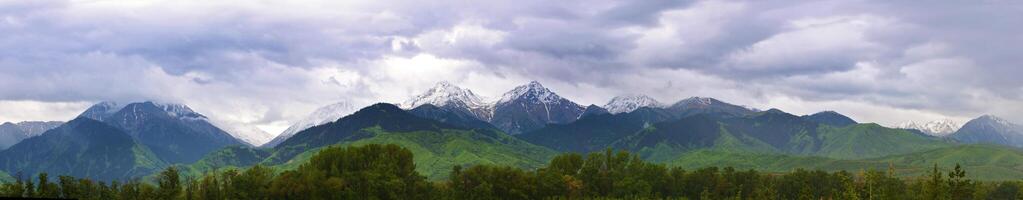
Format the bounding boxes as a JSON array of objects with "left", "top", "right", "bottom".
[{"left": 2, "top": 144, "right": 1022, "bottom": 199}]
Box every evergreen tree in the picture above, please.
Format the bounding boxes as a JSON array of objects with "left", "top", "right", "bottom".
[
  {"left": 36, "top": 173, "right": 58, "bottom": 198},
  {"left": 923, "top": 164, "right": 950, "bottom": 200},
  {"left": 948, "top": 163, "right": 973, "bottom": 200},
  {"left": 156, "top": 167, "right": 182, "bottom": 200}
]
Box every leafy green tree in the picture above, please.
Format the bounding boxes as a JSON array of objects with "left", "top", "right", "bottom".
[
  {"left": 156, "top": 167, "right": 182, "bottom": 200},
  {"left": 58, "top": 175, "right": 79, "bottom": 199},
  {"left": 3, "top": 173, "right": 26, "bottom": 197},
  {"left": 833, "top": 171, "right": 859, "bottom": 200},
  {"left": 547, "top": 153, "right": 584, "bottom": 176},
  {"left": 36, "top": 173, "right": 58, "bottom": 198},
  {"left": 862, "top": 169, "right": 908, "bottom": 200},
  {"left": 449, "top": 165, "right": 536, "bottom": 199},
  {"left": 228, "top": 164, "right": 274, "bottom": 199},
  {"left": 983, "top": 181, "right": 1020, "bottom": 200}
]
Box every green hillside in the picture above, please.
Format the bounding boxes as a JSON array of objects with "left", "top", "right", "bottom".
[
  {"left": 870, "top": 144, "right": 1023, "bottom": 180},
  {"left": 180, "top": 126, "right": 557, "bottom": 180},
  {"left": 274, "top": 127, "right": 556, "bottom": 179},
  {"left": 0, "top": 118, "right": 167, "bottom": 182},
  {"left": 665, "top": 144, "right": 1023, "bottom": 181},
  {"left": 803, "top": 123, "right": 953, "bottom": 159}
]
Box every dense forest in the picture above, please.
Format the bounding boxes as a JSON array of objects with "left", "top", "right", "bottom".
[{"left": 2, "top": 144, "right": 1022, "bottom": 200}]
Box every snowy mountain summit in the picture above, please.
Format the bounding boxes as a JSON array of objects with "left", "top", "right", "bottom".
[
  {"left": 491, "top": 81, "right": 585, "bottom": 135},
  {"left": 604, "top": 95, "right": 663, "bottom": 114},
  {"left": 402, "top": 81, "right": 493, "bottom": 121},
  {"left": 265, "top": 101, "right": 358, "bottom": 148},
  {"left": 402, "top": 81, "right": 489, "bottom": 109},
  {"left": 151, "top": 102, "right": 208, "bottom": 121},
  {"left": 496, "top": 81, "right": 565, "bottom": 106},
  {"left": 896, "top": 119, "right": 962, "bottom": 137}
]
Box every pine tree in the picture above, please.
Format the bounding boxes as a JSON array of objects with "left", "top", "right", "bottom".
[
  {"left": 156, "top": 167, "right": 182, "bottom": 200},
  {"left": 923, "top": 164, "right": 949, "bottom": 200},
  {"left": 948, "top": 163, "right": 973, "bottom": 200}
]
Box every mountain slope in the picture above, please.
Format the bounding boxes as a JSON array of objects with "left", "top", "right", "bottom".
[
  {"left": 604, "top": 95, "right": 663, "bottom": 114},
  {"left": 216, "top": 122, "right": 274, "bottom": 147},
  {"left": 0, "top": 123, "right": 26, "bottom": 150},
  {"left": 666, "top": 144, "right": 1023, "bottom": 181},
  {"left": 80, "top": 101, "right": 244, "bottom": 164},
  {"left": 264, "top": 101, "right": 358, "bottom": 148},
  {"left": 402, "top": 81, "right": 493, "bottom": 121},
  {"left": 612, "top": 109, "right": 950, "bottom": 161},
  {"left": 950, "top": 115, "right": 1023, "bottom": 148},
  {"left": 276, "top": 127, "right": 555, "bottom": 180},
  {"left": 408, "top": 104, "right": 499, "bottom": 131},
  {"left": 490, "top": 81, "right": 585, "bottom": 135},
  {"left": 0, "top": 118, "right": 165, "bottom": 182},
  {"left": 802, "top": 111, "right": 857, "bottom": 127},
  {"left": 896, "top": 119, "right": 961, "bottom": 137},
  {"left": 665, "top": 97, "right": 755, "bottom": 118},
  {"left": 579, "top": 104, "right": 610, "bottom": 119},
  {"left": 0, "top": 121, "right": 66, "bottom": 149},
  {"left": 812, "top": 123, "right": 952, "bottom": 159},
  {"left": 518, "top": 107, "right": 675, "bottom": 153},
  {"left": 244, "top": 103, "right": 557, "bottom": 180}
]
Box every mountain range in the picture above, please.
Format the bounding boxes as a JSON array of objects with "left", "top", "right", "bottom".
[
  {"left": 0, "top": 121, "right": 62, "bottom": 149},
  {"left": 4, "top": 81, "right": 1023, "bottom": 182},
  {"left": 950, "top": 115, "right": 1023, "bottom": 148},
  {"left": 896, "top": 119, "right": 962, "bottom": 137},
  {"left": 264, "top": 101, "right": 358, "bottom": 148},
  {"left": 0, "top": 117, "right": 165, "bottom": 181}
]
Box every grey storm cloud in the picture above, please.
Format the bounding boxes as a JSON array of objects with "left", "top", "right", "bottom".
[{"left": 0, "top": 0, "right": 1022, "bottom": 131}]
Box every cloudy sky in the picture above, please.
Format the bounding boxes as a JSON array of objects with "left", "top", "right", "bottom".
[{"left": 1, "top": 0, "right": 1021, "bottom": 142}]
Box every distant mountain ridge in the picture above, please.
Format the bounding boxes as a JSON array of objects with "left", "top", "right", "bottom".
[
  {"left": 241, "top": 103, "right": 556, "bottom": 179},
  {"left": 520, "top": 107, "right": 946, "bottom": 161},
  {"left": 265, "top": 101, "right": 358, "bottom": 148},
  {"left": 0, "top": 121, "right": 62, "bottom": 149},
  {"left": 802, "top": 111, "right": 857, "bottom": 127},
  {"left": 604, "top": 95, "right": 663, "bottom": 114},
  {"left": 402, "top": 81, "right": 494, "bottom": 121},
  {"left": 486, "top": 82, "right": 585, "bottom": 134},
  {"left": 0, "top": 117, "right": 165, "bottom": 182},
  {"left": 950, "top": 115, "right": 1023, "bottom": 148},
  {"left": 77, "top": 101, "right": 245, "bottom": 164},
  {"left": 897, "top": 119, "right": 962, "bottom": 137}
]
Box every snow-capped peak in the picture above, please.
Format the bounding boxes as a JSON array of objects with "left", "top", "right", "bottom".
[
  {"left": 604, "top": 95, "right": 663, "bottom": 114},
  {"left": 676, "top": 97, "right": 715, "bottom": 106},
  {"left": 977, "top": 115, "right": 1012, "bottom": 126},
  {"left": 210, "top": 120, "right": 274, "bottom": 146},
  {"left": 497, "top": 81, "right": 562, "bottom": 105},
  {"left": 149, "top": 101, "right": 207, "bottom": 121},
  {"left": 264, "top": 101, "right": 358, "bottom": 147},
  {"left": 896, "top": 119, "right": 962, "bottom": 137},
  {"left": 78, "top": 101, "right": 126, "bottom": 120},
  {"left": 402, "top": 81, "right": 488, "bottom": 110}
]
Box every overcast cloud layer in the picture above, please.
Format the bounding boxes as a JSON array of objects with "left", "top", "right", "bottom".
[{"left": 1, "top": 0, "right": 1021, "bottom": 141}]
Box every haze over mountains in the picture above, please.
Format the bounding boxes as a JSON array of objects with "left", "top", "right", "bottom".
[
  {"left": 0, "top": 121, "right": 62, "bottom": 150},
  {"left": 3, "top": 81, "right": 1023, "bottom": 182}
]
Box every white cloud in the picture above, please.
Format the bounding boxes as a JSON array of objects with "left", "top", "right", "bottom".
[
  {"left": 0, "top": 100, "right": 93, "bottom": 123},
  {"left": 725, "top": 15, "right": 890, "bottom": 72},
  {"left": 1, "top": 0, "right": 1022, "bottom": 134}
]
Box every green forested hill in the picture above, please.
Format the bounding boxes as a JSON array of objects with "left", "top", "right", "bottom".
[
  {"left": 530, "top": 109, "right": 953, "bottom": 161},
  {"left": 810, "top": 123, "right": 952, "bottom": 159},
  {"left": 666, "top": 144, "right": 1023, "bottom": 181},
  {"left": 179, "top": 103, "right": 557, "bottom": 180},
  {"left": 0, "top": 118, "right": 166, "bottom": 182},
  {"left": 180, "top": 127, "right": 556, "bottom": 180},
  {"left": 274, "top": 127, "right": 555, "bottom": 179}
]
